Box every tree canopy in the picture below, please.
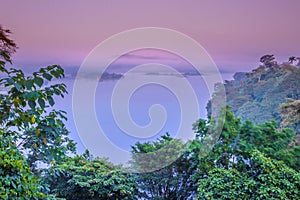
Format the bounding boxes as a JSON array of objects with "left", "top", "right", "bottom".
[
  {"left": 131, "top": 133, "right": 198, "bottom": 199},
  {"left": 45, "top": 150, "right": 137, "bottom": 200},
  {"left": 197, "top": 150, "right": 300, "bottom": 200},
  {"left": 0, "top": 25, "right": 74, "bottom": 198},
  {"left": 0, "top": 129, "right": 46, "bottom": 200}
]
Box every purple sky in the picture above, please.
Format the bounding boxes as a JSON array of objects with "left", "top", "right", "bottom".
[{"left": 1, "top": 0, "right": 300, "bottom": 74}]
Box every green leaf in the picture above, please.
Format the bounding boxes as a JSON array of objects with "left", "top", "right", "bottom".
[
  {"left": 28, "top": 100, "right": 36, "bottom": 109},
  {"left": 34, "top": 77, "right": 44, "bottom": 87},
  {"left": 50, "top": 70, "right": 60, "bottom": 78},
  {"left": 43, "top": 73, "right": 52, "bottom": 81},
  {"left": 48, "top": 96, "right": 55, "bottom": 106},
  {"left": 14, "top": 82, "right": 22, "bottom": 91},
  {"left": 5, "top": 77, "right": 14, "bottom": 85},
  {"left": 25, "top": 80, "right": 33, "bottom": 90},
  {"left": 38, "top": 98, "right": 45, "bottom": 109}
]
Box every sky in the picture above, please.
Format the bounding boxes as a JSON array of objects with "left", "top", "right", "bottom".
[
  {"left": 1, "top": 0, "right": 300, "bottom": 163},
  {"left": 1, "top": 0, "right": 300, "bottom": 73}
]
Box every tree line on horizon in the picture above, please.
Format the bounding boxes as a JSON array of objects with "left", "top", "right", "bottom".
[{"left": 1, "top": 25, "right": 300, "bottom": 199}]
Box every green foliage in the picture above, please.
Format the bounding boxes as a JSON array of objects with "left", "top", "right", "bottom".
[
  {"left": 0, "top": 24, "right": 75, "bottom": 198},
  {"left": 208, "top": 58, "right": 300, "bottom": 133},
  {"left": 194, "top": 108, "right": 300, "bottom": 199},
  {"left": 196, "top": 108, "right": 299, "bottom": 170},
  {"left": 197, "top": 150, "right": 300, "bottom": 200},
  {"left": 193, "top": 106, "right": 240, "bottom": 172},
  {"left": 131, "top": 133, "right": 197, "bottom": 199},
  {"left": 45, "top": 150, "right": 137, "bottom": 200},
  {"left": 248, "top": 150, "right": 300, "bottom": 199},
  {"left": 0, "top": 129, "right": 46, "bottom": 199},
  {"left": 0, "top": 48, "right": 75, "bottom": 172},
  {"left": 197, "top": 168, "right": 245, "bottom": 199},
  {"left": 131, "top": 133, "right": 186, "bottom": 173},
  {"left": 214, "top": 106, "right": 240, "bottom": 168},
  {"left": 237, "top": 120, "right": 300, "bottom": 170}
]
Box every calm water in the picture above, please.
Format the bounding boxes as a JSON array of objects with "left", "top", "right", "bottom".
[{"left": 55, "top": 73, "right": 210, "bottom": 154}]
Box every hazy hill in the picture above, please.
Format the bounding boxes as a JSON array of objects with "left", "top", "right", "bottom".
[{"left": 208, "top": 56, "right": 300, "bottom": 133}]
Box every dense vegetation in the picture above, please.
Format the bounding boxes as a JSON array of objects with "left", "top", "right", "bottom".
[
  {"left": 1, "top": 26, "right": 300, "bottom": 199},
  {"left": 208, "top": 54, "right": 300, "bottom": 133}
]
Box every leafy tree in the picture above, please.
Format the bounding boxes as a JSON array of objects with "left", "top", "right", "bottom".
[
  {"left": 131, "top": 133, "right": 197, "bottom": 199},
  {"left": 1, "top": 24, "right": 77, "bottom": 198},
  {"left": 289, "top": 56, "right": 296, "bottom": 64},
  {"left": 260, "top": 54, "right": 277, "bottom": 69},
  {"left": 193, "top": 106, "right": 240, "bottom": 171},
  {"left": 213, "top": 106, "right": 240, "bottom": 169},
  {"left": 197, "top": 167, "right": 245, "bottom": 199},
  {"left": 0, "top": 26, "right": 76, "bottom": 173},
  {"left": 193, "top": 107, "right": 300, "bottom": 199},
  {"left": 45, "top": 150, "right": 137, "bottom": 200},
  {"left": 197, "top": 150, "right": 300, "bottom": 200},
  {"left": 190, "top": 119, "right": 216, "bottom": 177},
  {"left": 194, "top": 107, "right": 299, "bottom": 172},
  {"left": 192, "top": 118, "right": 299, "bottom": 199},
  {"left": 130, "top": 107, "right": 300, "bottom": 199},
  {"left": 237, "top": 120, "right": 300, "bottom": 170},
  {"left": 0, "top": 129, "right": 46, "bottom": 199}
]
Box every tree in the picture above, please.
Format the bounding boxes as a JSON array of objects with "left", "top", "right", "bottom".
[
  {"left": 0, "top": 63, "right": 76, "bottom": 171},
  {"left": 0, "top": 26, "right": 76, "bottom": 173},
  {"left": 197, "top": 167, "right": 245, "bottom": 199},
  {"left": 128, "top": 107, "right": 300, "bottom": 199},
  {"left": 193, "top": 106, "right": 240, "bottom": 170},
  {"left": 197, "top": 150, "right": 300, "bottom": 200},
  {"left": 193, "top": 107, "right": 299, "bottom": 171},
  {"left": 237, "top": 120, "right": 300, "bottom": 170},
  {"left": 214, "top": 106, "right": 240, "bottom": 169},
  {"left": 1, "top": 25, "right": 77, "bottom": 198},
  {"left": 131, "top": 133, "right": 197, "bottom": 199},
  {"left": 0, "top": 129, "right": 46, "bottom": 199},
  {"left": 191, "top": 106, "right": 244, "bottom": 183},
  {"left": 288, "top": 56, "right": 296, "bottom": 64},
  {"left": 192, "top": 107, "right": 300, "bottom": 199},
  {"left": 45, "top": 150, "right": 137, "bottom": 200},
  {"left": 260, "top": 54, "right": 277, "bottom": 69}
]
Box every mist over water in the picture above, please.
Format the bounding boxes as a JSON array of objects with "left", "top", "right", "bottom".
[{"left": 53, "top": 70, "right": 211, "bottom": 155}]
